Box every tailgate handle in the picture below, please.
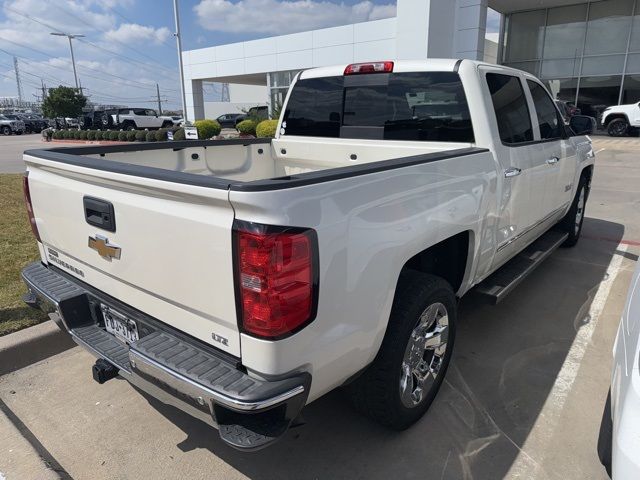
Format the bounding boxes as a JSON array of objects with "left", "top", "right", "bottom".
[{"left": 84, "top": 197, "right": 116, "bottom": 232}]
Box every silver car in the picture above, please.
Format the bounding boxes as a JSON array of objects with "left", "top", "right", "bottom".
[
  {"left": 599, "top": 258, "right": 640, "bottom": 478},
  {"left": 0, "top": 114, "right": 25, "bottom": 135}
]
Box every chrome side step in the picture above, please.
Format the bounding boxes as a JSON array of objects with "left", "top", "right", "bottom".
[{"left": 475, "top": 229, "right": 568, "bottom": 304}]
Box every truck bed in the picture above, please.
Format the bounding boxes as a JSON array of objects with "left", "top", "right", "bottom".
[{"left": 27, "top": 137, "right": 478, "bottom": 190}]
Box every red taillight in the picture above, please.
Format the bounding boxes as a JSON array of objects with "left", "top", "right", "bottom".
[
  {"left": 234, "top": 221, "right": 318, "bottom": 339},
  {"left": 344, "top": 61, "right": 394, "bottom": 75},
  {"left": 22, "top": 175, "right": 41, "bottom": 242}
]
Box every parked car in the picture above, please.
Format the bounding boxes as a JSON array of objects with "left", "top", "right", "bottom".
[
  {"left": 0, "top": 114, "right": 24, "bottom": 135},
  {"left": 601, "top": 102, "right": 640, "bottom": 137},
  {"left": 20, "top": 114, "right": 49, "bottom": 133},
  {"left": 103, "top": 108, "right": 175, "bottom": 130},
  {"left": 216, "top": 113, "right": 244, "bottom": 128},
  {"left": 170, "top": 116, "right": 184, "bottom": 126},
  {"left": 21, "top": 59, "right": 595, "bottom": 451},
  {"left": 598, "top": 259, "right": 640, "bottom": 479},
  {"left": 235, "top": 105, "right": 269, "bottom": 126},
  {"left": 555, "top": 100, "right": 581, "bottom": 122}
]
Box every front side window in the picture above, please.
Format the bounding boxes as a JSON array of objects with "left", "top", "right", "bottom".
[
  {"left": 282, "top": 72, "right": 474, "bottom": 142},
  {"left": 133, "top": 109, "right": 146, "bottom": 116},
  {"left": 527, "top": 80, "right": 563, "bottom": 140},
  {"left": 486, "top": 73, "right": 533, "bottom": 145},
  {"left": 145, "top": 109, "right": 157, "bottom": 116}
]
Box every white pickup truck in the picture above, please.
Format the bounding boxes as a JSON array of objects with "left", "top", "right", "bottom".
[{"left": 21, "top": 59, "right": 596, "bottom": 451}]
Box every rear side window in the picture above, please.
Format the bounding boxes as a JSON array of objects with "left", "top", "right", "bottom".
[
  {"left": 527, "top": 80, "right": 563, "bottom": 140},
  {"left": 486, "top": 73, "right": 533, "bottom": 145},
  {"left": 282, "top": 72, "right": 474, "bottom": 142}
]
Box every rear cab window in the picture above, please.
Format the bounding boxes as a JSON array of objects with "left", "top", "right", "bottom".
[
  {"left": 485, "top": 73, "right": 533, "bottom": 145},
  {"left": 282, "top": 72, "right": 474, "bottom": 143}
]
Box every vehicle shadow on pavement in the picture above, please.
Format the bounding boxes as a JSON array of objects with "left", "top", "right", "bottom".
[{"left": 137, "top": 217, "right": 624, "bottom": 480}]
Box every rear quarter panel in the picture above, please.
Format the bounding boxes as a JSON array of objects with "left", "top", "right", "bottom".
[{"left": 231, "top": 150, "right": 498, "bottom": 401}]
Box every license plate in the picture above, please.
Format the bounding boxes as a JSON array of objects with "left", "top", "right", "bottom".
[{"left": 102, "top": 304, "right": 139, "bottom": 344}]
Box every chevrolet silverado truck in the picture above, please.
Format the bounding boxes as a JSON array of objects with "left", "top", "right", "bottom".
[{"left": 21, "top": 59, "right": 596, "bottom": 451}]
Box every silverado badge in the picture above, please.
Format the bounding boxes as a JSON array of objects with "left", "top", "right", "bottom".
[{"left": 88, "top": 235, "right": 121, "bottom": 260}]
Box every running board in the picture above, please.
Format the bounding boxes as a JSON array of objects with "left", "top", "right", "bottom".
[{"left": 475, "top": 230, "right": 568, "bottom": 304}]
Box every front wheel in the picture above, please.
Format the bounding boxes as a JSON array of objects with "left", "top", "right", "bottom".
[
  {"left": 346, "top": 271, "right": 456, "bottom": 430},
  {"left": 559, "top": 175, "right": 588, "bottom": 247},
  {"left": 1, "top": 126, "right": 11, "bottom": 135},
  {"left": 608, "top": 118, "right": 629, "bottom": 137}
]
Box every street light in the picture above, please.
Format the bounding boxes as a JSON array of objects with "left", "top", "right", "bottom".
[
  {"left": 50, "top": 32, "right": 85, "bottom": 91},
  {"left": 173, "top": 0, "right": 188, "bottom": 124}
]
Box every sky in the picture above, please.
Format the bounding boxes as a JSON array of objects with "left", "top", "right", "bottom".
[{"left": 0, "top": 0, "right": 501, "bottom": 111}]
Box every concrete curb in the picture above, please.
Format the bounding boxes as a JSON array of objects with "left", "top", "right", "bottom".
[{"left": 0, "top": 320, "right": 75, "bottom": 376}]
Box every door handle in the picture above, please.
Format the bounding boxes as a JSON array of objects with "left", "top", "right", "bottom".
[
  {"left": 504, "top": 167, "right": 522, "bottom": 178},
  {"left": 546, "top": 156, "right": 560, "bottom": 165}
]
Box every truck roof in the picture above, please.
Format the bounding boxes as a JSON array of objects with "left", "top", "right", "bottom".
[{"left": 298, "top": 59, "right": 525, "bottom": 80}]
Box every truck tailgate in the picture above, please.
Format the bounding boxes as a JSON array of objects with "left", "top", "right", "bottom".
[{"left": 24, "top": 154, "right": 240, "bottom": 357}]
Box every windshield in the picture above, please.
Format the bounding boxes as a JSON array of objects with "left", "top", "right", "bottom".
[{"left": 282, "top": 72, "right": 474, "bottom": 142}]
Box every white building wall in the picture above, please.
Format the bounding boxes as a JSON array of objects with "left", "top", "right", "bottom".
[
  {"left": 183, "top": 0, "right": 488, "bottom": 120},
  {"left": 229, "top": 84, "right": 268, "bottom": 103}
]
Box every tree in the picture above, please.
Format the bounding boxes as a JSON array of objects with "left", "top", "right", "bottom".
[{"left": 42, "top": 86, "right": 87, "bottom": 118}]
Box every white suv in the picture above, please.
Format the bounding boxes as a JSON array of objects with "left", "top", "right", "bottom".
[
  {"left": 110, "top": 108, "right": 175, "bottom": 130},
  {"left": 601, "top": 102, "right": 640, "bottom": 137}
]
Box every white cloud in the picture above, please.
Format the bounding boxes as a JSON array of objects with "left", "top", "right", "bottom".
[
  {"left": 104, "top": 23, "right": 171, "bottom": 45},
  {"left": 194, "top": 0, "right": 397, "bottom": 35}
]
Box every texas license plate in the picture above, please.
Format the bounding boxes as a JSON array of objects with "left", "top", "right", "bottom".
[{"left": 102, "top": 304, "right": 139, "bottom": 344}]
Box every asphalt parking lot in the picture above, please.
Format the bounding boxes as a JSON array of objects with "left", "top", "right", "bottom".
[
  {"left": 0, "top": 135, "right": 78, "bottom": 174},
  {"left": 0, "top": 136, "right": 639, "bottom": 480}
]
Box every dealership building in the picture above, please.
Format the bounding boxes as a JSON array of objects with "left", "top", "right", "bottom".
[{"left": 183, "top": 0, "right": 640, "bottom": 122}]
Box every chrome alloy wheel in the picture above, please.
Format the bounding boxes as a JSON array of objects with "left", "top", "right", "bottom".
[
  {"left": 575, "top": 187, "right": 585, "bottom": 235},
  {"left": 400, "top": 302, "right": 449, "bottom": 408}
]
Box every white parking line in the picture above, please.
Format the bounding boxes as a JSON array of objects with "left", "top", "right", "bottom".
[{"left": 506, "top": 243, "right": 628, "bottom": 479}]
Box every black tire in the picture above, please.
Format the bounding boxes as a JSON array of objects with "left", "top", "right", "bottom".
[
  {"left": 123, "top": 121, "right": 136, "bottom": 131},
  {"left": 597, "top": 391, "right": 613, "bottom": 477},
  {"left": 1, "top": 126, "right": 11, "bottom": 135},
  {"left": 24, "top": 126, "right": 32, "bottom": 134},
  {"left": 608, "top": 118, "right": 629, "bottom": 137},
  {"left": 346, "top": 271, "right": 456, "bottom": 430},
  {"left": 161, "top": 121, "right": 172, "bottom": 128},
  {"left": 559, "top": 174, "right": 588, "bottom": 248}
]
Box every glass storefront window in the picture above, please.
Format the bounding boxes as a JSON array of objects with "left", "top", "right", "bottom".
[
  {"left": 581, "top": 54, "right": 626, "bottom": 75},
  {"left": 544, "top": 78, "right": 578, "bottom": 104},
  {"left": 543, "top": 4, "right": 588, "bottom": 59},
  {"left": 584, "top": 0, "right": 634, "bottom": 55},
  {"left": 505, "top": 10, "right": 546, "bottom": 61},
  {"left": 621, "top": 74, "right": 640, "bottom": 102},
  {"left": 541, "top": 58, "right": 580, "bottom": 79},
  {"left": 504, "top": 61, "right": 540, "bottom": 76},
  {"left": 578, "top": 75, "right": 623, "bottom": 119}
]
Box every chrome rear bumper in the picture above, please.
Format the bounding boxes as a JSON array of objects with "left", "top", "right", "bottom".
[{"left": 22, "top": 262, "right": 310, "bottom": 450}]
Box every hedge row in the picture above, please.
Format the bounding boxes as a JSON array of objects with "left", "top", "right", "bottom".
[{"left": 50, "top": 118, "right": 278, "bottom": 142}]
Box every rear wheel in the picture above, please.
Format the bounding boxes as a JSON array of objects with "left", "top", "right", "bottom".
[
  {"left": 346, "top": 271, "right": 456, "bottom": 430},
  {"left": 161, "top": 121, "right": 172, "bottom": 128},
  {"left": 123, "top": 121, "right": 136, "bottom": 131},
  {"left": 2, "top": 126, "right": 11, "bottom": 135},
  {"left": 608, "top": 118, "right": 629, "bottom": 137}
]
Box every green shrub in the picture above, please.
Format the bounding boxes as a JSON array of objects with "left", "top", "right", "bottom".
[
  {"left": 236, "top": 119, "right": 257, "bottom": 136},
  {"left": 135, "top": 130, "right": 147, "bottom": 141},
  {"left": 256, "top": 119, "right": 278, "bottom": 138},
  {"left": 95, "top": 131, "right": 103, "bottom": 141},
  {"left": 173, "top": 127, "right": 185, "bottom": 141},
  {"left": 61, "top": 130, "right": 70, "bottom": 139},
  {"left": 87, "top": 130, "right": 96, "bottom": 140},
  {"left": 70, "top": 130, "right": 78, "bottom": 139},
  {"left": 194, "top": 119, "right": 221, "bottom": 139},
  {"left": 154, "top": 128, "right": 167, "bottom": 141},
  {"left": 126, "top": 130, "right": 137, "bottom": 142},
  {"left": 118, "top": 131, "right": 127, "bottom": 141},
  {"left": 53, "top": 130, "right": 63, "bottom": 140},
  {"left": 79, "top": 130, "right": 88, "bottom": 140},
  {"left": 109, "top": 131, "right": 120, "bottom": 141},
  {"left": 146, "top": 130, "right": 156, "bottom": 142}
]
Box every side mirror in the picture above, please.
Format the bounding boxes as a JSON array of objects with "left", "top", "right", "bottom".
[{"left": 569, "top": 115, "right": 596, "bottom": 136}]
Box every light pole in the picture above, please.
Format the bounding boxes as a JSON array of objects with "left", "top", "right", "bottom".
[
  {"left": 50, "top": 32, "right": 84, "bottom": 91},
  {"left": 173, "top": 0, "right": 188, "bottom": 123}
]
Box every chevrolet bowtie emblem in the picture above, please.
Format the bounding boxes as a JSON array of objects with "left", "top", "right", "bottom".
[{"left": 88, "top": 235, "right": 121, "bottom": 260}]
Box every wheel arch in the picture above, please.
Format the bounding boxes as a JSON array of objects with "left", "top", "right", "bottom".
[
  {"left": 603, "top": 113, "right": 629, "bottom": 127},
  {"left": 399, "top": 230, "right": 473, "bottom": 297}
]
